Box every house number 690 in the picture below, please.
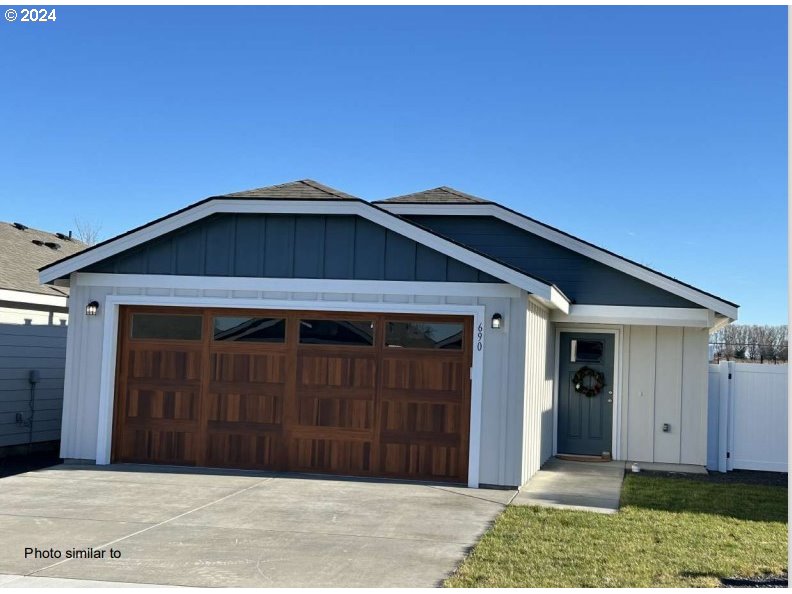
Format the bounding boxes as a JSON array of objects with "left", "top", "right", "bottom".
[{"left": 476, "top": 323, "right": 483, "bottom": 351}]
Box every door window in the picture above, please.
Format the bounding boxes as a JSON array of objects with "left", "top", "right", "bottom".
[
  {"left": 571, "top": 339, "right": 604, "bottom": 363},
  {"left": 385, "top": 321, "right": 464, "bottom": 350},
  {"left": 131, "top": 313, "right": 202, "bottom": 340},
  {"left": 213, "top": 316, "right": 286, "bottom": 342},
  {"left": 299, "top": 319, "right": 374, "bottom": 346}
]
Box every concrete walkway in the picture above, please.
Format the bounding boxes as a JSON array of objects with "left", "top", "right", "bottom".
[{"left": 511, "top": 458, "right": 625, "bottom": 514}]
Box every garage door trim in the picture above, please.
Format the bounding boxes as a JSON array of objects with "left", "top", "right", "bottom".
[{"left": 95, "top": 294, "right": 486, "bottom": 487}]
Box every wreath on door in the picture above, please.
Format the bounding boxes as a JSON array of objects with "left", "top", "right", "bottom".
[{"left": 572, "top": 366, "right": 605, "bottom": 398}]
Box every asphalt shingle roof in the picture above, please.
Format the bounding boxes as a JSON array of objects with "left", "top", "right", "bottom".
[
  {"left": 0, "top": 222, "right": 86, "bottom": 297},
  {"left": 376, "top": 186, "right": 492, "bottom": 204},
  {"left": 221, "top": 179, "right": 359, "bottom": 200}
]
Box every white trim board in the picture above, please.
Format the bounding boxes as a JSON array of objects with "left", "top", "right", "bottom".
[
  {"left": 551, "top": 305, "right": 715, "bottom": 328},
  {"left": 39, "top": 199, "right": 569, "bottom": 313},
  {"left": 94, "top": 294, "right": 487, "bottom": 489},
  {"left": 378, "top": 202, "right": 738, "bottom": 320},
  {"left": 73, "top": 273, "right": 522, "bottom": 299},
  {"left": 552, "top": 326, "right": 623, "bottom": 461},
  {"left": 0, "top": 288, "right": 67, "bottom": 308}
]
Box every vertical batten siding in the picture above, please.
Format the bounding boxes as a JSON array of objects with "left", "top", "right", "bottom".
[
  {"left": 59, "top": 284, "right": 113, "bottom": 460},
  {"left": 59, "top": 278, "right": 526, "bottom": 486},
  {"left": 653, "top": 327, "right": 683, "bottom": 463},
  {"left": 475, "top": 295, "right": 525, "bottom": 487},
  {"left": 625, "top": 325, "right": 657, "bottom": 461},
  {"left": 623, "top": 325, "right": 708, "bottom": 465},
  {"left": 0, "top": 323, "right": 68, "bottom": 448},
  {"left": 680, "top": 329, "right": 708, "bottom": 464},
  {"left": 521, "top": 297, "right": 554, "bottom": 484},
  {"left": 86, "top": 214, "right": 498, "bottom": 284}
]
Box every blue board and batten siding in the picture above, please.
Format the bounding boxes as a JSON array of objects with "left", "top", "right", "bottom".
[
  {"left": 405, "top": 215, "right": 701, "bottom": 308},
  {"left": 86, "top": 214, "right": 501, "bottom": 283}
]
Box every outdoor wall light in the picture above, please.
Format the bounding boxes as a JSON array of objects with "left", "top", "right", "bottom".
[
  {"left": 85, "top": 301, "right": 99, "bottom": 316},
  {"left": 491, "top": 313, "right": 503, "bottom": 329}
]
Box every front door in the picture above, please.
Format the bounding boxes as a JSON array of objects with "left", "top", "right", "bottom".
[{"left": 557, "top": 332, "right": 615, "bottom": 457}]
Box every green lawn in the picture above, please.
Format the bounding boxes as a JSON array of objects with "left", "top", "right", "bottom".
[{"left": 446, "top": 474, "right": 787, "bottom": 588}]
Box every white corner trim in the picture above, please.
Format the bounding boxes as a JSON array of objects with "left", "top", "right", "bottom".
[
  {"left": 552, "top": 326, "right": 623, "bottom": 461},
  {"left": 73, "top": 273, "right": 521, "bottom": 299},
  {"left": 39, "top": 199, "right": 567, "bottom": 310},
  {"left": 94, "top": 294, "right": 486, "bottom": 488},
  {"left": 551, "top": 305, "right": 715, "bottom": 328},
  {"left": 0, "top": 288, "right": 68, "bottom": 308},
  {"left": 95, "top": 300, "right": 119, "bottom": 465},
  {"left": 379, "top": 202, "right": 738, "bottom": 320}
]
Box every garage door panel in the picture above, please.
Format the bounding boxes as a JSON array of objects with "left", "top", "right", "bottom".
[
  {"left": 297, "top": 396, "right": 374, "bottom": 429},
  {"left": 125, "top": 388, "right": 200, "bottom": 422},
  {"left": 380, "top": 443, "right": 460, "bottom": 480},
  {"left": 297, "top": 354, "right": 376, "bottom": 388},
  {"left": 127, "top": 349, "right": 202, "bottom": 383},
  {"left": 206, "top": 392, "right": 283, "bottom": 425},
  {"left": 291, "top": 437, "right": 372, "bottom": 475},
  {"left": 380, "top": 388, "right": 465, "bottom": 404},
  {"left": 381, "top": 358, "right": 466, "bottom": 392},
  {"left": 210, "top": 352, "right": 287, "bottom": 384},
  {"left": 119, "top": 429, "right": 199, "bottom": 466},
  {"left": 205, "top": 432, "right": 279, "bottom": 470},
  {"left": 380, "top": 400, "right": 462, "bottom": 435}
]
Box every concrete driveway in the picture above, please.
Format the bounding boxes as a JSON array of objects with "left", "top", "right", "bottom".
[{"left": 0, "top": 464, "right": 515, "bottom": 587}]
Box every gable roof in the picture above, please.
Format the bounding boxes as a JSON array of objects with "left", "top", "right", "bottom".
[
  {"left": 383, "top": 187, "right": 492, "bottom": 204},
  {"left": 376, "top": 188, "right": 738, "bottom": 320},
  {"left": 38, "top": 181, "right": 570, "bottom": 312},
  {"left": 222, "top": 179, "right": 358, "bottom": 200},
  {"left": 0, "top": 222, "right": 86, "bottom": 297}
]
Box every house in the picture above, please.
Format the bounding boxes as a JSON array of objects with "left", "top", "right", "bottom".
[
  {"left": 0, "top": 222, "right": 85, "bottom": 325},
  {"left": 0, "top": 222, "right": 86, "bottom": 454},
  {"left": 38, "top": 180, "right": 737, "bottom": 488}
]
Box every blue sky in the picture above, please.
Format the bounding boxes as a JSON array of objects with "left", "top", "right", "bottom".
[{"left": 0, "top": 6, "right": 786, "bottom": 324}]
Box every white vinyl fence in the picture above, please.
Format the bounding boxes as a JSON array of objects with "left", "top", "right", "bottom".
[{"left": 707, "top": 361, "right": 788, "bottom": 473}]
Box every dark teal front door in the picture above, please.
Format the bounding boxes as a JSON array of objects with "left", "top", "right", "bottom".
[{"left": 557, "top": 332, "right": 615, "bottom": 456}]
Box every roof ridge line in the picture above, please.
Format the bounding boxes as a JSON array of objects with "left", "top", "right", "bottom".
[{"left": 299, "top": 179, "right": 359, "bottom": 200}]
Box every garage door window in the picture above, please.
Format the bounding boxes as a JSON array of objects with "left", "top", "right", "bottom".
[
  {"left": 386, "top": 321, "right": 464, "bottom": 350},
  {"left": 299, "top": 319, "right": 374, "bottom": 346},
  {"left": 213, "top": 316, "right": 285, "bottom": 342},
  {"left": 131, "top": 313, "right": 202, "bottom": 340}
]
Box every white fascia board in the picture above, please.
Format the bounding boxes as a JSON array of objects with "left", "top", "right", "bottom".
[
  {"left": 40, "top": 199, "right": 566, "bottom": 310},
  {"left": 380, "top": 202, "right": 738, "bottom": 320},
  {"left": 0, "top": 288, "right": 67, "bottom": 308},
  {"left": 73, "top": 273, "right": 522, "bottom": 298},
  {"left": 551, "top": 304, "right": 715, "bottom": 328}
]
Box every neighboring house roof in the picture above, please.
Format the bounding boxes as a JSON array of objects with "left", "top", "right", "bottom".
[
  {"left": 38, "top": 180, "right": 571, "bottom": 312},
  {"left": 0, "top": 221, "right": 86, "bottom": 298},
  {"left": 375, "top": 187, "right": 738, "bottom": 320},
  {"left": 384, "top": 187, "right": 491, "bottom": 204}
]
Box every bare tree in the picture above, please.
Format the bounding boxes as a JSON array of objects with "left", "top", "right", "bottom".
[
  {"left": 711, "top": 323, "right": 788, "bottom": 363},
  {"left": 73, "top": 218, "right": 102, "bottom": 246}
]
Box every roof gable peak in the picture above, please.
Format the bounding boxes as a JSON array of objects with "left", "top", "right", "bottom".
[
  {"left": 220, "top": 179, "right": 359, "bottom": 201},
  {"left": 376, "top": 186, "right": 493, "bottom": 204}
]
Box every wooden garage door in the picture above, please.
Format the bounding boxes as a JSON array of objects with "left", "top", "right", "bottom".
[{"left": 113, "top": 307, "right": 472, "bottom": 483}]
